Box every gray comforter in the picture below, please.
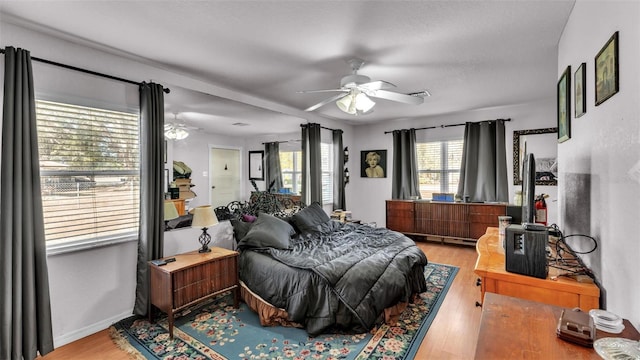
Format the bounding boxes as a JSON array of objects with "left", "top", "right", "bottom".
[{"left": 239, "top": 221, "right": 427, "bottom": 335}]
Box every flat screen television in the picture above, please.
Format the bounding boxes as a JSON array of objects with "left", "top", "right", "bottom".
[{"left": 521, "top": 153, "right": 536, "bottom": 224}]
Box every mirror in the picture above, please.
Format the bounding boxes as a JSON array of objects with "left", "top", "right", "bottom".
[{"left": 513, "top": 127, "right": 558, "bottom": 186}]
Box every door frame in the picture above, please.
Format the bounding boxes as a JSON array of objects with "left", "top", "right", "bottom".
[{"left": 208, "top": 144, "right": 244, "bottom": 207}]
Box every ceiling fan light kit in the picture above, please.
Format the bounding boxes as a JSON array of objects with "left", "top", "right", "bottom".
[
  {"left": 300, "top": 58, "right": 425, "bottom": 115},
  {"left": 336, "top": 90, "right": 376, "bottom": 115},
  {"left": 164, "top": 124, "right": 189, "bottom": 140}
]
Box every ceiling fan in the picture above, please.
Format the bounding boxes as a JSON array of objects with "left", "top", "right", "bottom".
[
  {"left": 299, "top": 59, "right": 428, "bottom": 115},
  {"left": 164, "top": 113, "right": 200, "bottom": 140}
]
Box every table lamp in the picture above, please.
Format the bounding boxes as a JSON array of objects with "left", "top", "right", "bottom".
[
  {"left": 164, "top": 201, "right": 180, "bottom": 231},
  {"left": 191, "top": 205, "right": 219, "bottom": 253}
]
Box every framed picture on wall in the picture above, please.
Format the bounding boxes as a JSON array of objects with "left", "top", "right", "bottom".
[
  {"left": 249, "top": 150, "right": 264, "bottom": 180},
  {"left": 574, "top": 63, "right": 586, "bottom": 118},
  {"left": 360, "top": 150, "right": 387, "bottom": 178},
  {"left": 595, "top": 31, "right": 619, "bottom": 106},
  {"left": 557, "top": 66, "right": 571, "bottom": 143}
]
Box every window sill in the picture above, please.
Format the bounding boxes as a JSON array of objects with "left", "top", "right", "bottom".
[{"left": 46, "top": 234, "right": 138, "bottom": 256}]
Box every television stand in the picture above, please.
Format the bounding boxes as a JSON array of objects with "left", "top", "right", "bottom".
[{"left": 474, "top": 227, "right": 599, "bottom": 311}]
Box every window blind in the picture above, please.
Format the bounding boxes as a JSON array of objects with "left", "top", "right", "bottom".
[
  {"left": 36, "top": 100, "right": 140, "bottom": 243},
  {"left": 416, "top": 140, "right": 463, "bottom": 198}
]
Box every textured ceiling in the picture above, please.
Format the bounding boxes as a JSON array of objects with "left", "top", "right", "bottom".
[{"left": 0, "top": 0, "right": 575, "bottom": 136}]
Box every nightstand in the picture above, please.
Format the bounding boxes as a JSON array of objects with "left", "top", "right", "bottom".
[{"left": 148, "top": 247, "right": 239, "bottom": 338}]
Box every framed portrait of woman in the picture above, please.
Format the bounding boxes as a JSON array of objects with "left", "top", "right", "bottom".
[{"left": 360, "top": 150, "right": 387, "bottom": 178}]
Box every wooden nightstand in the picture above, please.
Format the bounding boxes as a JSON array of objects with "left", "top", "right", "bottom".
[{"left": 149, "top": 247, "right": 239, "bottom": 338}]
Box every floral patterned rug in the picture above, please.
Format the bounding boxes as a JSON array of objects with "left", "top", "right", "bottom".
[{"left": 110, "top": 263, "right": 457, "bottom": 360}]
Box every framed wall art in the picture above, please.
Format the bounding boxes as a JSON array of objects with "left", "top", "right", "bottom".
[
  {"left": 557, "top": 66, "right": 571, "bottom": 143},
  {"left": 574, "top": 63, "right": 586, "bottom": 118},
  {"left": 248, "top": 150, "right": 264, "bottom": 180},
  {"left": 360, "top": 150, "right": 387, "bottom": 178},
  {"left": 595, "top": 31, "right": 619, "bottom": 106}
]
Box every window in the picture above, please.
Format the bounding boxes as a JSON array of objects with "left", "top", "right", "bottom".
[
  {"left": 36, "top": 100, "right": 140, "bottom": 248},
  {"left": 320, "top": 143, "right": 333, "bottom": 204},
  {"left": 279, "top": 151, "right": 302, "bottom": 195},
  {"left": 279, "top": 144, "right": 333, "bottom": 205},
  {"left": 416, "top": 140, "right": 463, "bottom": 199}
]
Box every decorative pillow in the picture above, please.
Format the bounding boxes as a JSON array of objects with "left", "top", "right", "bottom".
[
  {"left": 231, "top": 219, "right": 253, "bottom": 242},
  {"left": 242, "top": 213, "right": 257, "bottom": 223},
  {"left": 237, "top": 212, "right": 296, "bottom": 249},
  {"left": 291, "top": 202, "right": 331, "bottom": 234}
]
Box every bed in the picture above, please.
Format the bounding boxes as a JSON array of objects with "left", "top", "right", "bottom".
[{"left": 215, "top": 193, "right": 428, "bottom": 335}]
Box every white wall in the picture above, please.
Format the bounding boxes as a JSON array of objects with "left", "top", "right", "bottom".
[
  {"left": 558, "top": 1, "right": 639, "bottom": 329},
  {"left": 349, "top": 98, "right": 559, "bottom": 228}
]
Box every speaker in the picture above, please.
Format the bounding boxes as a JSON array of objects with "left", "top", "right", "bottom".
[{"left": 505, "top": 224, "right": 548, "bottom": 279}]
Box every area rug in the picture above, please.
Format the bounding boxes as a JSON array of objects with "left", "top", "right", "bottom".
[{"left": 110, "top": 263, "right": 458, "bottom": 360}]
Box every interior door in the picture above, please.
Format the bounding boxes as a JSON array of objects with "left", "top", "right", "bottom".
[{"left": 209, "top": 146, "right": 241, "bottom": 208}]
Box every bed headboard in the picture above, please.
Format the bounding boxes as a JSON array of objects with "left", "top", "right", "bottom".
[{"left": 214, "top": 191, "right": 306, "bottom": 221}]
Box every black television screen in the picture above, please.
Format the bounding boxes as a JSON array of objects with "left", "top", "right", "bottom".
[{"left": 521, "top": 153, "right": 536, "bottom": 224}]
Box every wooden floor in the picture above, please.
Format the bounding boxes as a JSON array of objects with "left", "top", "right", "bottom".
[{"left": 40, "top": 241, "right": 481, "bottom": 360}]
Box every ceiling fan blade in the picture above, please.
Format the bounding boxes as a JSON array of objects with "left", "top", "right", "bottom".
[
  {"left": 297, "top": 89, "right": 348, "bottom": 94},
  {"left": 358, "top": 80, "right": 396, "bottom": 91},
  {"left": 304, "top": 93, "right": 350, "bottom": 112},
  {"left": 369, "top": 89, "right": 424, "bottom": 105}
]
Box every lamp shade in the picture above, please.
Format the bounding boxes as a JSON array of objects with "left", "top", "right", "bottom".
[
  {"left": 354, "top": 92, "right": 375, "bottom": 112},
  {"left": 336, "top": 90, "right": 376, "bottom": 115},
  {"left": 336, "top": 93, "right": 357, "bottom": 114},
  {"left": 164, "top": 127, "right": 189, "bottom": 140},
  {"left": 191, "top": 205, "right": 219, "bottom": 228},
  {"left": 164, "top": 201, "right": 180, "bottom": 221}
]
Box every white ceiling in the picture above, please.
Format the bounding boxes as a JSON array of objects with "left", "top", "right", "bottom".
[{"left": 0, "top": 0, "right": 575, "bottom": 136}]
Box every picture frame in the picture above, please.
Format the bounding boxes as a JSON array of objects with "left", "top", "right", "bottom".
[
  {"left": 360, "top": 149, "right": 387, "bottom": 178},
  {"left": 574, "top": 63, "right": 586, "bottom": 118},
  {"left": 248, "top": 150, "right": 264, "bottom": 180},
  {"left": 595, "top": 31, "right": 619, "bottom": 106},
  {"left": 557, "top": 66, "right": 571, "bottom": 143}
]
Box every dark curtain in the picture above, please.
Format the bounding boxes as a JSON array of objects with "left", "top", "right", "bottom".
[
  {"left": 332, "top": 129, "right": 345, "bottom": 210},
  {"left": 264, "top": 142, "right": 283, "bottom": 192},
  {"left": 133, "top": 82, "right": 165, "bottom": 316},
  {"left": 456, "top": 120, "right": 508, "bottom": 202},
  {"left": 1, "top": 47, "right": 54, "bottom": 359},
  {"left": 392, "top": 129, "right": 421, "bottom": 200},
  {"left": 301, "top": 123, "right": 322, "bottom": 204}
]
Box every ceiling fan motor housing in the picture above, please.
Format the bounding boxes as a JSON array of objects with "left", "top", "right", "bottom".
[{"left": 340, "top": 74, "right": 371, "bottom": 88}]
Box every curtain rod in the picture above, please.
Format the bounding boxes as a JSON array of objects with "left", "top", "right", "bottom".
[
  {"left": 0, "top": 47, "right": 170, "bottom": 93},
  {"left": 261, "top": 140, "right": 298, "bottom": 145},
  {"left": 384, "top": 118, "right": 511, "bottom": 134},
  {"left": 300, "top": 123, "right": 338, "bottom": 132}
]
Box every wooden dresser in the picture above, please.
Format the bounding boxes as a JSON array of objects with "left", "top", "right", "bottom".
[
  {"left": 149, "top": 247, "right": 239, "bottom": 338},
  {"left": 474, "top": 227, "right": 600, "bottom": 311},
  {"left": 476, "top": 293, "right": 639, "bottom": 359},
  {"left": 386, "top": 200, "right": 507, "bottom": 245}
]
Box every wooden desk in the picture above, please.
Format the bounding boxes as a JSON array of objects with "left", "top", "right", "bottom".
[
  {"left": 475, "top": 293, "right": 640, "bottom": 359},
  {"left": 149, "top": 247, "right": 239, "bottom": 338},
  {"left": 474, "top": 227, "right": 599, "bottom": 311}
]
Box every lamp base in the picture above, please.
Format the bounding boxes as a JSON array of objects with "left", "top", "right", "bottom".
[{"left": 198, "top": 227, "right": 211, "bottom": 253}]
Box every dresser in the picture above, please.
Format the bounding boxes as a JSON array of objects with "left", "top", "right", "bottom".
[
  {"left": 386, "top": 200, "right": 507, "bottom": 245},
  {"left": 149, "top": 247, "right": 239, "bottom": 338},
  {"left": 474, "top": 227, "right": 600, "bottom": 311}
]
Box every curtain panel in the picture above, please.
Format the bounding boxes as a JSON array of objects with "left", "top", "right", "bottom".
[
  {"left": 456, "top": 120, "right": 508, "bottom": 202},
  {"left": 1, "top": 46, "right": 54, "bottom": 359},
  {"left": 264, "top": 142, "right": 283, "bottom": 192},
  {"left": 301, "top": 123, "right": 322, "bottom": 204},
  {"left": 332, "top": 129, "right": 345, "bottom": 210},
  {"left": 391, "top": 129, "right": 421, "bottom": 200},
  {"left": 134, "top": 82, "right": 165, "bottom": 316}
]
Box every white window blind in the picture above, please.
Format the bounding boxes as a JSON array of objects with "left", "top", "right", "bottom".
[
  {"left": 416, "top": 140, "right": 463, "bottom": 199},
  {"left": 279, "top": 150, "right": 302, "bottom": 194},
  {"left": 36, "top": 100, "right": 140, "bottom": 245},
  {"left": 321, "top": 143, "right": 333, "bottom": 205}
]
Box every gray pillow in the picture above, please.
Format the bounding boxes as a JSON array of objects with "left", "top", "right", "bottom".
[
  {"left": 291, "top": 202, "right": 331, "bottom": 233},
  {"left": 231, "top": 219, "right": 253, "bottom": 242},
  {"left": 237, "top": 212, "right": 295, "bottom": 249}
]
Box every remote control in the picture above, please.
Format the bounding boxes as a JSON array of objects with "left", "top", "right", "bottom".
[
  {"left": 165, "top": 257, "right": 176, "bottom": 263},
  {"left": 522, "top": 222, "right": 547, "bottom": 231},
  {"left": 151, "top": 259, "right": 167, "bottom": 266}
]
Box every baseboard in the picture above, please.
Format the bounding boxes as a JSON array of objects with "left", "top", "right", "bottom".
[{"left": 53, "top": 310, "right": 133, "bottom": 348}]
